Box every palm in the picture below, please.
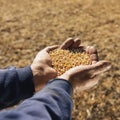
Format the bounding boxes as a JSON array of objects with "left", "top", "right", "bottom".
[{"left": 59, "top": 60, "right": 111, "bottom": 90}]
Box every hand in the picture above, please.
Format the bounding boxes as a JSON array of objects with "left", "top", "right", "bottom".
[
  {"left": 59, "top": 38, "right": 110, "bottom": 90},
  {"left": 31, "top": 46, "right": 58, "bottom": 92},
  {"left": 59, "top": 61, "right": 111, "bottom": 90},
  {"left": 60, "top": 38, "right": 98, "bottom": 64}
]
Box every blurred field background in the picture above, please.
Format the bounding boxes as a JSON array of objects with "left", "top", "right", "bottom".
[{"left": 0, "top": 0, "right": 120, "bottom": 119}]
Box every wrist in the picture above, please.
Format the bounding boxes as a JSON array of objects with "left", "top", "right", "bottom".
[
  {"left": 31, "top": 62, "right": 46, "bottom": 76},
  {"left": 47, "top": 78, "right": 73, "bottom": 95},
  {"left": 16, "top": 66, "right": 35, "bottom": 94},
  {"left": 30, "top": 63, "right": 45, "bottom": 86},
  {"left": 58, "top": 74, "right": 70, "bottom": 81},
  {"left": 58, "top": 73, "right": 75, "bottom": 88}
]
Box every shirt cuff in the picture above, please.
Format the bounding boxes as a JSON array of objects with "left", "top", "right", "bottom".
[
  {"left": 47, "top": 78, "right": 73, "bottom": 96},
  {"left": 16, "top": 66, "right": 35, "bottom": 96}
]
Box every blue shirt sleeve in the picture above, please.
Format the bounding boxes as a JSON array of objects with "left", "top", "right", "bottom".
[
  {"left": 0, "top": 66, "right": 35, "bottom": 109},
  {"left": 0, "top": 79, "right": 73, "bottom": 120}
]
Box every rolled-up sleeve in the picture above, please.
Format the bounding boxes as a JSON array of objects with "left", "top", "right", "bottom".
[
  {"left": 0, "top": 79, "right": 73, "bottom": 120},
  {"left": 0, "top": 66, "right": 35, "bottom": 109}
]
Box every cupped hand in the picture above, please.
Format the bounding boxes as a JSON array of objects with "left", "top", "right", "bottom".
[
  {"left": 58, "top": 60, "right": 111, "bottom": 90},
  {"left": 31, "top": 45, "right": 58, "bottom": 92},
  {"left": 60, "top": 37, "right": 98, "bottom": 64},
  {"left": 59, "top": 38, "right": 110, "bottom": 90}
]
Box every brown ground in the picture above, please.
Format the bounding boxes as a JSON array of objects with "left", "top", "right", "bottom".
[{"left": 0, "top": 0, "right": 120, "bottom": 120}]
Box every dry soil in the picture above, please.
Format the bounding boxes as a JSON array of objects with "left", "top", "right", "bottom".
[{"left": 0, "top": 0, "right": 120, "bottom": 120}]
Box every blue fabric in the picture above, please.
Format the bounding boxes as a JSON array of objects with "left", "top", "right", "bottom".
[
  {"left": 0, "top": 66, "right": 73, "bottom": 120},
  {"left": 0, "top": 66, "right": 35, "bottom": 109},
  {"left": 0, "top": 79, "right": 73, "bottom": 120}
]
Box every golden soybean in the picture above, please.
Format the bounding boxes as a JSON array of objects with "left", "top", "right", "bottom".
[{"left": 49, "top": 49, "right": 91, "bottom": 75}]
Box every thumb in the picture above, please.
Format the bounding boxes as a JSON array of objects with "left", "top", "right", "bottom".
[
  {"left": 45, "top": 45, "right": 59, "bottom": 52},
  {"left": 88, "top": 60, "right": 111, "bottom": 76},
  {"left": 47, "top": 67, "right": 58, "bottom": 78}
]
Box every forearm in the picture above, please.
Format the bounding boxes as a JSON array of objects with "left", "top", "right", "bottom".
[
  {"left": 0, "top": 66, "right": 35, "bottom": 109},
  {"left": 0, "top": 79, "right": 73, "bottom": 120}
]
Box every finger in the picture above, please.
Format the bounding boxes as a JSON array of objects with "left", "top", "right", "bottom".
[
  {"left": 88, "top": 61, "right": 111, "bottom": 75},
  {"left": 90, "top": 54, "right": 99, "bottom": 64},
  {"left": 86, "top": 46, "right": 90, "bottom": 54},
  {"left": 86, "top": 46, "right": 97, "bottom": 54},
  {"left": 92, "top": 61, "right": 97, "bottom": 64},
  {"left": 45, "top": 45, "right": 59, "bottom": 52},
  {"left": 71, "top": 38, "right": 81, "bottom": 48},
  {"left": 47, "top": 67, "right": 58, "bottom": 78},
  {"left": 59, "top": 38, "right": 74, "bottom": 49},
  {"left": 78, "top": 45, "right": 85, "bottom": 49},
  {"left": 86, "top": 46, "right": 98, "bottom": 63},
  {"left": 77, "top": 45, "right": 85, "bottom": 52}
]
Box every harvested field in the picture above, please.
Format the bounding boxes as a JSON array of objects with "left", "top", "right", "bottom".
[{"left": 0, "top": 0, "right": 120, "bottom": 120}]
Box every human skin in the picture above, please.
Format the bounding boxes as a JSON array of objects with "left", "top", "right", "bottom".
[{"left": 31, "top": 38, "right": 110, "bottom": 92}]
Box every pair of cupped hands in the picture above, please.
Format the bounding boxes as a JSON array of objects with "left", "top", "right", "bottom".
[{"left": 31, "top": 38, "right": 111, "bottom": 92}]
